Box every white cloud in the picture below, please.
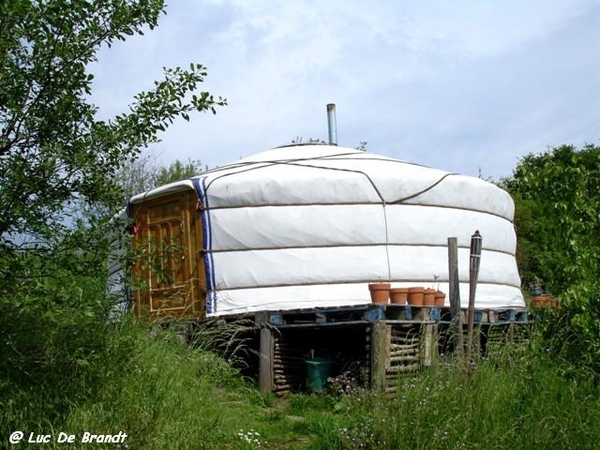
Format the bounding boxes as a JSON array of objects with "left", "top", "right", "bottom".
[{"left": 90, "top": 0, "right": 600, "bottom": 179}]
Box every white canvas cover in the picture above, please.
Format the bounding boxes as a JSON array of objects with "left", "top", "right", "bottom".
[{"left": 131, "top": 144, "right": 524, "bottom": 316}]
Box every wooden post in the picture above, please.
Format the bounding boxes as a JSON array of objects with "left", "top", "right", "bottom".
[
  {"left": 421, "top": 324, "right": 438, "bottom": 368},
  {"left": 448, "top": 237, "right": 463, "bottom": 356},
  {"left": 371, "top": 322, "right": 391, "bottom": 392},
  {"left": 255, "top": 312, "right": 274, "bottom": 392}
]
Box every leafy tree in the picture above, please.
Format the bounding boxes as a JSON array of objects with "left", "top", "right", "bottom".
[
  {"left": 0, "top": 0, "right": 225, "bottom": 242},
  {"left": 155, "top": 158, "right": 205, "bottom": 187},
  {"left": 111, "top": 152, "right": 205, "bottom": 207},
  {"left": 78, "top": 154, "right": 205, "bottom": 223},
  {"left": 502, "top": 143, "right": 600, "bottom": 376},
  {"left": 0, "top": 0, "right": 225, "bottom": 428},
  {"left": 503, "top": 144, "right": 600, "bottom": 295}
]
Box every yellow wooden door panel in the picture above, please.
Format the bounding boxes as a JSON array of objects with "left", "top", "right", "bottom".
[{"left": 131, "top": 190, "right": 206, "bottom": 320}]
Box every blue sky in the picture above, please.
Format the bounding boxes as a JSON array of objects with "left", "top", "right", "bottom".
[{"left": 91, "top": 0, "right": 600, "bottom": 180}]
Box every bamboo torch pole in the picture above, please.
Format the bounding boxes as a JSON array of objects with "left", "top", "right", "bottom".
[{"left": 467, "top": 230, "right": 482, "bottom": 363}]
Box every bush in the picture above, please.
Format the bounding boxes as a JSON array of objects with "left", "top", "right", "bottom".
[
  {"left": 502, "top": 144, "right": 600, "bottom": 379},
  {"left": 532, "top": 281, "right": 600, "bottom": 378}
]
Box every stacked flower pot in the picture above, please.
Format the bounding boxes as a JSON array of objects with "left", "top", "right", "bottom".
[{"left": 368, "top": 283, "right": 446, "bottom": 306}]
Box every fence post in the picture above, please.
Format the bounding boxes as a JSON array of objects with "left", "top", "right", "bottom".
[
  {"left": 371, "top": 322, "right": 390, "bottom": 392},
  {"left": 256, "top": 312, "right": 274, "bottom": 392},
  {"left": 448, "top": 237, "right": 463, "bottom": 356}
]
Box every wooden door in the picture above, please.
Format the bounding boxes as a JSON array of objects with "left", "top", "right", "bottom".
[{"left": 131, "top": 189, "right": 205, "bottom": 320}]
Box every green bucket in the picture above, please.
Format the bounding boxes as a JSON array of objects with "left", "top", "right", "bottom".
[{"left": 305, "top": 357, "right": 333, "bottom": 392}]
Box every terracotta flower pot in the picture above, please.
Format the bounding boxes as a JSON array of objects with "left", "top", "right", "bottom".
[
  {"left": 369, "top": 282, "right": 390, "bottom": 305},
  {"left": 390, "top": 288, "right": 409, "bottom": 304},
  {"left": 532, "top": 295, "right": 559, "bottom": 309},
  {"left": 407, "top": 287, "right": 424, "bottom": 306},
  {"left": 423, "top": 288, "right": 436, "bottom": 306},
  {"left": 434, "top": 291, "right": 446, "bottom": 307}
]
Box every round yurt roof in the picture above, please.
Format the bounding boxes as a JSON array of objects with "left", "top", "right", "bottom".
[
  {"left": 192, "top": 144, "right": 514, "bottom": 219},
  {"left": 131, "top": 144, "right": 523, "bottom": 315}
]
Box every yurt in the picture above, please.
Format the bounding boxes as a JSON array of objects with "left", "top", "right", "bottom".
[{"left": 117, "top": 143, "right": 524, "bottom": 320}]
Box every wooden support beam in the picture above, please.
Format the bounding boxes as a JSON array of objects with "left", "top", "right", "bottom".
[
  {"left": 420, "top": 324, "right": 438, "bottom": 368},
  {"left": 259, "top": 327, "right": 274, "bottom": 391},
  {"left": 255, "top": 312, "right": 274, "bottom": 392},
  {"left": 371, "top": 322, "right": 391, "bottom": 392},
  {"left": 389, "top": 355, "right": 419, "bottom": 363},
  {"left": 386, "top": 363, "right": 420, "bottom": 374},
  {"left": 390, "top": 347, "right": 419, "bottom": 357}
]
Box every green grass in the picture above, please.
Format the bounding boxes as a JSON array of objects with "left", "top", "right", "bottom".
[
  {"left": 321, "top": 361, "right": 600, "bottom": 450},
  {"left": 2, "top": 316, "right": 600, "bottom": 449}
]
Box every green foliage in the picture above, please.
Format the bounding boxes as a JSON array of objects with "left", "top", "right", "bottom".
[
  {"left": 0, "top": 229, "right": 112, "bottom": 429},
  {"left": 3, "top": 306, "right": 600, "bottom": 450},
  {"left": 335, "top": 360, "right": 600, "bottom": 450},
  {"left": 189, "top": 318, "right": 258, "bottom": 375},
  {"left": 0, "top": 3, "right": 228, "bottom": 446},
  {"left": 532, "top": 281, "right": 600, "bottom": 378},
  {"left": 115, "top": 152, "right": 205, "bottom": 203},
  {"left": 502, "top": 143, "right": 600, "bottom": 377},
  {"left": 155, "top": 158, "right": 205, "bottom": 186},
  {"left": 1, "top": 314, "right": 268, "bottom": 450},
  {"left": 269, "top": 352, "right": 600, "bottom": 450},
  {"left": 63, "top": 320, "right": 255, "bottom": 450},
  {"left": 502, "top": 144, "right": 600, "bottom": 294},
  {"left": 0, "top": 0, "right": 225, "bottom": 241}
]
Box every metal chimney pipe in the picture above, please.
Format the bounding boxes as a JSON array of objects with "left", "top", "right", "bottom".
[{"left": 327, "top": 103, "right": 338, "bottom": 146}]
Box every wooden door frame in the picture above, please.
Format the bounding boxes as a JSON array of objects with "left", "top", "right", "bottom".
[{"left": 130, "top": 189, "right": 206, "bottom": 320}]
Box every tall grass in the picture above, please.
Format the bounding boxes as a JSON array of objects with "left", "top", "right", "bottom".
[
  {"left": 1, "top": 311, "right": 272, "bottom": 450},
  {"left": 61, "top": 317, "right": 267, "bottom": 449},
  {"left": 291, "top": 349, "right": 600, "bottom": 450},
  {"left": 2, "top": 304, "right": 600, "bottom": 449}
]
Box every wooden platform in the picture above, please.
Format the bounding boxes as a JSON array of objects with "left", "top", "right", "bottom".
[
  {"left": 250, "top": 304, "right": 529, "bottom": 395},
  {"left": 258, "top": 303, "right": 528, "bottom": 327}
]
